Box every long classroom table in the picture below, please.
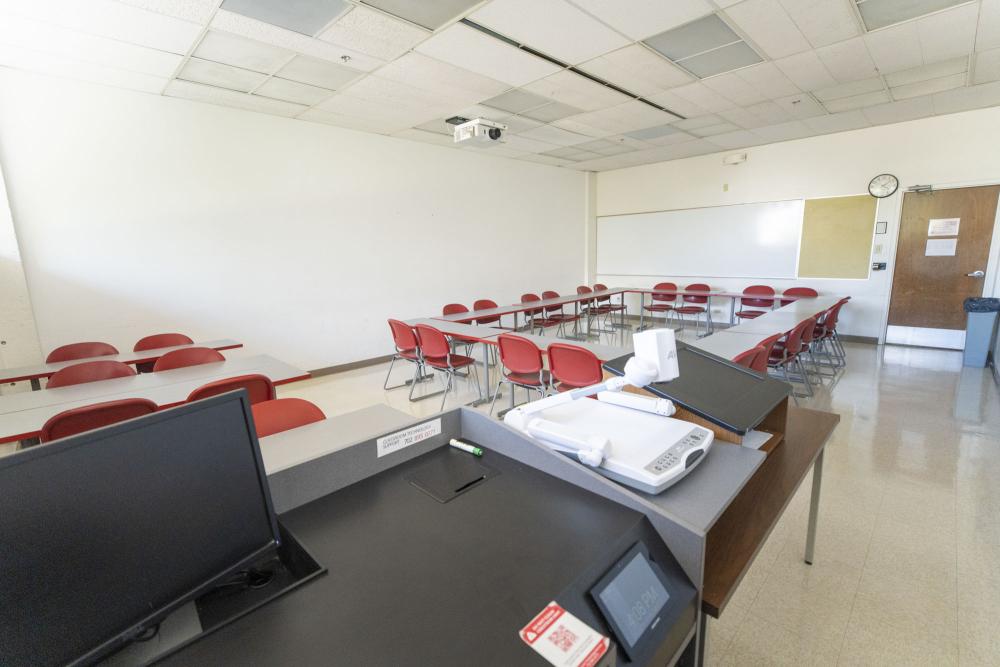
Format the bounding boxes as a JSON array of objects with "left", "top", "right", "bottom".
[
  {"left": 0, "top": 354, "right": 308, "bottom": 444},
  {"left": 0, "top": 339, "right": 243, "bottom": 390}
]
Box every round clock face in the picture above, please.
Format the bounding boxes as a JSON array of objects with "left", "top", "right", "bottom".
[{"left": 869, "top": 173, "right": 899, "bottom": 198}]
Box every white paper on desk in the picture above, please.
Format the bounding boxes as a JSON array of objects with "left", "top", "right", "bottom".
[
  {"left": 925, "top": 238, "right": 957, "bottom": 256},
  {"left": 741, "top": 429, "right": 771, "bottom": 450},
  {"left": 928, "top": 218, "right": 959, "bottom": 236}
]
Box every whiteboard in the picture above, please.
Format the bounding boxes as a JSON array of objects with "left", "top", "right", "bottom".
[{"left": 597, "top": 200, "right": 804, "bottom": 279}]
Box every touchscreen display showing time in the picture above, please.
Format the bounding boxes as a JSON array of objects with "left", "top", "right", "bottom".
[{"left": 597, "top": 552, "right": 670, "bottom": 647}]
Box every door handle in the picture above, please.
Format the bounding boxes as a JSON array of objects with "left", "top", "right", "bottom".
[{"left": 967, "top": 270, "right": 985, "bottom": 278}]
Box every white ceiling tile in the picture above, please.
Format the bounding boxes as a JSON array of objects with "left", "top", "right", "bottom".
[
  {"left": 614, "top": 100, "right": 683, "bottom": 127},
  {"left": 277, "top": 55, "right": 362, "bottom": 89},
  {"left": 690, "top": 121, "right": 741, "bottom": 137},
  {"left": 0, "top": 0, "right": 203, "bottom": 53},
  {"left": 517, "top": 153, "right": 573, "bottom": 166},
  {"left": 519, "top": 123, "right": 593, "bottom": 146},
  {"left": 455, "top": 104, "right": 511, "bottom": 122},
  {"left": 884, "top": 56, "right": 968, "bottom": 86},
  {"left": 392, "top": 128, "right": 455, "bottom": 147},
  {"left": 917, "top": 4, "right": 978, "bottom": 64},
  {"left": 733, "top": 61, "right": 800, "bottom": 98},
  {"left": 891, "top": 72, "right": 966, "bottom": 99},
  {"left": 704, "top": 128, "right": 759, "bottom": 148},
  {"left": 299, "top": 108, "right": 404, "bottom": 133},
  {"left": 522, "top": 70, "right": 632, "bottom": 111},
  {"left": 483, "top": 88, "right": 552, "bottom": 113},
  {"left": 549, "top": 117, "right": 613, "bottom": 137},
  {"left": 777, "top": 0, "right": 860, "bottom": 48},
  {"left": 822, "top": 89, "right": 891, "bottom": 112},
  {"left": 469, "top": 0, "right": 630, "bottom": 65},
  {"left": 415, "top": 24, "right": 560, "bottom": 88},
  {"left": 414, "top": 118, "right": 454, "bottom": 135},
  {"left": 502, "top": 134, "right": 563, "bottom": 153},
  {"left": 724, "top": 0, "right": 811, "bottom": 59},
  {"left": 752, "top": 119, "right": 811, "bottom": 142},
  {"left": 178, "top": 57, "right": 267, "bottom": 91},
  {"left": 116, "top": 0, "right": 222, "bottom": 24},
  {"left": 374, "top": 52, "right": 508, "bottom": 105},
  {"left": 0, "top": 42, "right": 168, "bottom": 93},
  {"left": 317, "top": 90, "right": 439, "bottom": 127},
  {"left": 815, "top": 36, "right": 880, "bottom": 82},
  {"left": 718, "top": 106, "right": 770, "bottom": 128},
  {"left": 644, "top": 89, "right": 708, "bottom": 117},
  {"left": 580, "top": 45, "right": 693, "bottom": 98},
  {"left": 861, "top": 95, "right": 935, "bottom": 125},
  {"left": 255, "top": 77, "right": 333, "bottom": 105},
  {"left": 978, "top": 0, "right": 1000, "bottom": 52},
  {"left": 165, "top": 79, "right": 307, "bottom": 116},
  {"left": 522, "top": 101, "right": 583, "bottom": 121},
  {"left": 802, "top": 109, "right": 870, "bottom": 133},
  {"left": 210, "top": 9, "right": 384, "bottom": 72},
  {"left": 743, "top": 100, "right": 793, "bottom": 124},
  {"left": 773, "top": 50, "right": 837, "bottom": 90},
  {"left": 813, "top": 76, "right": 885, "bottom": 101},
  {"left": 568, "top": 0, "right": 714, "bottom": 41},
  {"left": 668, "top": 82, "right": 737, "bottom": 113},
  {"left": 319, "top": 5, "right": 428, "bottom": 62},
  {"left": 501, "top": 115, "right": 545, "bottom": 132},
  {"left": 864, "top": 22, "right": 923, "bottom": 74},
  {"left": 974, "top": 47, "right": 1000, "bottom": 83},
  {"left": 0, "top": 13, "right": 183, "bottom": 77},
  {"left": 333, "top": 76, "right": 449, "bottom": 118},
  {"left": 673, "top": 114, "right": 723, "bottom": 130},
  {"left": 194, "top": 30, "right": 293, "bottom": 73},
  {"left": 773, "top": 93, "right": 827, "bottom": 118},
  {"left": 702, "top": 72, "right": 766, "bottom": 106},
  {"left": 932, "top": 79, "right": 1000, "bottom": 113}
]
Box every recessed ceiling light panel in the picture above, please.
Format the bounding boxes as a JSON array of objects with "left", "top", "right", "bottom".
[
  {"left": 361, "top": 0, "right": 483, "bottom": 30},
  {"left": 855, "top": 0, "right": 971, "bottom": 31},
  {"left": 644, "top": 15, "right": 740, "bottom": 61},
  {"left": 678, "top": 42, "right": 762, "bottom": 78},
  {"left": 220, "top": 0, "right": 351, "bottom": 36}
]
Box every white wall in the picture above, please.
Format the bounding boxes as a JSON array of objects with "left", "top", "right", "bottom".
[
  {"left": 0, "top": 68, "right": 587, "bottom": 370},
  {"left": 595, "top": 106, "right": 1000, "bottom": 340}
]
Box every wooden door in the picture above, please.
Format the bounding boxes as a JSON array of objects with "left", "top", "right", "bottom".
[{"left": 888, "top": 185, "right": 999, "bottom": 330}]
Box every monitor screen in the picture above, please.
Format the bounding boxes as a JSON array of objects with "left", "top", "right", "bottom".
[
  {"left": 591, "top": 543, "right": 671, "bottom": 657},
  {"left": 0, "top": 392, "right": 280, "bottom": 666}
]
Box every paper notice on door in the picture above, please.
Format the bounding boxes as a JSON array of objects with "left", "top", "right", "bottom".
[
  {"left": 519, "top": 602, "right": 609, "bottom": 667},
  {"left": 928, "top": 218, "right": 960, "bottom": 236},
  {"left": 925, "top": 238, "right": 957, "bottom": 256}
]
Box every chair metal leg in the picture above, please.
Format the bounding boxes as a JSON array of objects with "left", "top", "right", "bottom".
[
  {"left": 488, "top": 379, "right": 505, "bottom": 416},
  {"left": 440, "top": 372, "right": 453, "bottom": 412},
  {"left": 383, "top": 355, "right": 398, "bottom": 390}
]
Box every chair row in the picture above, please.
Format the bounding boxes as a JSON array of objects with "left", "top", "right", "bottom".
[
  {"left": 45, "top": 332, "right": 197, "bottom": 364},
  {"left": 39, "top": 374, "right": 325, "bottom": 443},
  {"left": 645, "top": 284, "right": 819, "bottom": 330},
  {"left": 44, "top": 347, "right": 229, "bottom": 389}
]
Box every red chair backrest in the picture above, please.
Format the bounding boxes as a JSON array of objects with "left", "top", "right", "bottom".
[
  {"left": 252, "top": 398, "right": 326, "bottom": 438},
  {"left": 387, "top": 319, "right": 418, "bottom": 353},
  {"left": 800, "top": 316, "right": 818, "bottom": 345},
  {"left": 414, "top": 324, "right": 451, "bottom": 360},
  {"left": 133, "top": 333, "right": 193, "bottom": 351},
  {"left": 824, "top": 299, "right": 848, "bottom": 332},
  {"left": 520, "top": 293, "right": 543, "bottom": 316},
  {"left": 576, "top": 285, "right": 595, "bottom": 305},
  {"left": 592, "top": 283, "right": 612, "bottom": 303},
  {"left": 442, "top": 303, "right": 468, "bottom": 316},
  {"left": 753, "top": 334, "right": 783, "bottom": 373},
  {"left": 473, "top": 299, "right": 500, "bottom": 325},
  {"left": 732, "top": 347, "right": 758, "bottom": 368},
  {"left": 782, "top": 317, "right": 815, "bottom": 357},
  {"left": 683, "top": 283, "right": 710, "bottom": 304},
  {"left": 541, "top": 290, "right": 564, "bottom": 315},
  {"left": 651, "top": 282, "right": 677, "bottom": 303},
  {"left": 741, "top": 285, "right": 775, "bottom": 308},
  {"left": 779, "top": 287, "right": 818, "bottom": 306},
  {"left": 46, "top": 360, "right": 136, "bottom": 388},
  {"left": 152, "top": 347, "right": 225, "bottom": 372},
  {"left": 498, "top": 334, "right": 543, "bottom": 375},
  {"left": 187, "top": 374, "right": 276, "bottom": 405},
  {"left": 45, "top": 342, "right": 118, "bottom": 363},
  {"left": 548, "top": 343, "right": 603, "bottom": 388},
  {"left": 39, "top": 398, "right": 158, "bottom": 443}
]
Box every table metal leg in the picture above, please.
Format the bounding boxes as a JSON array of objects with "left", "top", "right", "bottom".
[
  {"left": 638, "top": 293, "right": 646, "bottom": 331},
  {"left": 804, "top": 448, "right": 825, "bottom": 565},
  {"left": 468, "top": 342, "right": 495, "bottom": 407},
  {"left": 729, "top": 297, "right": 736, "bottom": 325}
]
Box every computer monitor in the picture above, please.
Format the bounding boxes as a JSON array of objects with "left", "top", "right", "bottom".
[{"left": 0, "top": 391, "right": 280, "bottom": 666}]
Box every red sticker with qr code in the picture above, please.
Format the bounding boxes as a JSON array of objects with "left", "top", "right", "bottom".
[{"left": 519, "top": 602, "right": 609, "bottom": 667}]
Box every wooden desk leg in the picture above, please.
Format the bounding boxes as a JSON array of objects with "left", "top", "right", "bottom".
[
  {"left": 804, "top": 448, "right": 825, "bottom": 565},
  {"left": 696, "top": 610, "right": 708, "bottom": 667}
]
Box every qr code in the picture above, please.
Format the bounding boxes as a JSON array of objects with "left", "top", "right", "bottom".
[{"left": 547, "top": 625, "right": 577, "bottom": 653}]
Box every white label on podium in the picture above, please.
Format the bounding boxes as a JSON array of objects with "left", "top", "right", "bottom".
[{"left": 376, "top": 418, "right": 441, "bottom": 458}]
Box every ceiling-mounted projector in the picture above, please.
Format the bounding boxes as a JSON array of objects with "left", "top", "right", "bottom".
[{"left": 453, "top": 118, "right": 507, "bottom": 146}]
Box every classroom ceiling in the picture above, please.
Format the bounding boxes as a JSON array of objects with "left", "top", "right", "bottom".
[{"left": 1, "top": 0, "right": 999, "bottom": 172}]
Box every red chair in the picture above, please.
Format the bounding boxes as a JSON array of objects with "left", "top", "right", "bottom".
[
  {"left": 731, "top": 347, "right": 759, "bottom": 369},
  {"left": 541, "top": 291, "right": 581, "bottom": 337},
  {"left": 473, "top": 299, "right": 513, "bottom": 330},
  {"left": 45, "top": 342, "right": 118, "bottom": 363},
  {"left": 46, "top": 360, "right": 136, "bottom": 389},
  {"left": 442, "top": 303, "right": 470, "bottom": 319},
  {"left": 251, "top": 398, "right": 326, "bottom": 438},
  {"left": 674, "top": 284, "right": 713, "bottom": 336},
  {"left": 134, "top": 333, "right": 193, "bottom": 351},
  {"left": 593, "top": 283, "right": 626, "bottom": 328},
  {"left": 548, "top": 343, "right": 603, "bottom": 392},
  {"left": 187, "top": 373, "right": 276, "bottom": 405},
  {"left": 39, "top": 398, "right": 158, "bottom": 443},
  {"left": 751, "top": 334, "right": 783, "bottom": 374},
  {"left": 643, "top": 282, "right": 676, "bottom": 330},
  {"left": 736, "top": 286, "right": 775, "bottom": 320},
  {"left": 441, "top": 304, "right": 477, "bottom": 356},
  {"left": 414, "top": 323, "right": 481, "bottom": 412},
  {"left": 521, "top": 293, "right": 561, "bottom": 334},
  {"left": 152, "top": 347, "right": 225, "bottom": 372},
  {"left": 577, "top": 286, "right": 609, "bottom": 333},
  {"left": 813, "top": 298, "right": 849, "bottom": 367},
  {"left": 779, "top": 287, "right": 818, "bottom": 307},
  {"left": 385, "top": 319, "right": 426, "bottom": 397},
  {"left": 489, "top": 333, "right": 550, "bottom": 415},
  {"left": 768, "top": 317, "right": 817, "bottom": 400}
]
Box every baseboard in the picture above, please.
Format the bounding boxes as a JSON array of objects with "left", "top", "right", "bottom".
[
  {"left": 839, "top": 335, "right": 877, "bottom": 345},
  {"left": 309, "top": 355, "right": 393, "bottom": 378}
]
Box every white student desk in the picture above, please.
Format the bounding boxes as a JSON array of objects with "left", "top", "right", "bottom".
[
  {"left": 689, "top": 331, "right": 776, "bottom": 360},
  {"left": 728, "top": 296, "right": 842, "bottom": 335},
  {"left": 0, "top": 339, "right": 243, "bottom": 390},
  {"left": 0, "top": 355, "right": 308, "bottom": 444}
]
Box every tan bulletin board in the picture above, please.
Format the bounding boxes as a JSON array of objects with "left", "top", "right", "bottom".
[{"left": 798, "top": 195, "right": 877, "bottom": 279}]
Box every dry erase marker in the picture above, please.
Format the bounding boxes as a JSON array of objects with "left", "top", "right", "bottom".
[{"left": 449, "top": 439, "right": 483, "bottom": 457}]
